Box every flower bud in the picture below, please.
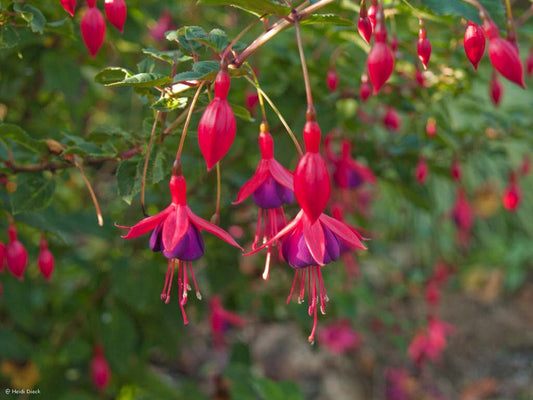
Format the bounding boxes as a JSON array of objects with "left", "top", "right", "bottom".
[
  {"left": 464, "top": 22, "right": 486, "bottom": 70},
  {"left": 104, "top": 0, "right": 127, "bottom": 33},
  {"left": 81, "top": 6, "right": 106, "bottom": 57}
]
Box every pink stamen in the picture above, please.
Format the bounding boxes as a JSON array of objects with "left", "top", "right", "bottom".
[
  {"left": 188, "top": 261, "right": 202, "bottom": 299},
  {"left": 181, "top": 260, "right": 189, "bottom": 306},
  {"left": 287, "top": 270, "right": 299, "bottom": 304},
  {"left": 161, "top": 259, "right": 176, "bottom": 304},
  {"left": 317, "top": 266, "right": 328, "bottom": 314},
  {"left": 298, "top": 269, "right": 307, "bottom": 304},
  {"left": 253, "top": 210, "right": 263, "bottom": 250}
]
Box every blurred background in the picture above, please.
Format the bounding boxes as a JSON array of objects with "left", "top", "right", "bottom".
[{"left": 0, "top": 0, "right": 533, "bottom": 398}]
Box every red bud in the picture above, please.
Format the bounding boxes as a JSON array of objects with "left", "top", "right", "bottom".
[
  {"left": 415, "top": 157, "right": 429, "bottom": 185},
  {"left": 326, "top": 67, "right": 339, "bottom": 93},
  {"left": 464, "top": 22, "right": 485, "bottom": 70},
  {"left": 383, "top": 107, "right": 401, "bottom": 132},
  {"left": 426, "top": 118, "right": 437, "bottom": 137},
  {"left": 6, "top": 225, "right": 27, "bottom": 280},
  {"left": 38, "top": 237, "right": 55, "bottom": 281},
  {"left": 367, "top": 12, "right": 394, "bottom": 94},
  {"left": 417, "top": 21, "right": 431, "bottom": 69},
  {"left": 490, "top": 71, "right": 502, "bottom": 106},
  {"left": 60, "top": 0, "right": 76, "bottom": 17},
  {"left": 81, "top": 7, "right": 106, "bottom": 57},
  {"left": 451, "top": 158, "right": 462, "bottom": 181},
  {"left": 104, "top": 0, "right": 127, "bottom": 33},
  {"left": 91, "top": 345, "right": 111, "bottom": 391},
  {"left": 0, "top": 241, "right": 5, "bottom": 273}
]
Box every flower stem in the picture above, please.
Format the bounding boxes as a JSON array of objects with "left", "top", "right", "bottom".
[
  {"left": 293, "top": 8, "right": 314, "bottom": 113},
  {"left": 244, "top": 76, "right": 303, "bottom": 156},
  {"left": 74, "top": 158, "right": 103, "bottom": 226},
  {"left": 176, "top": 82, "right": 206, "bottom": 162}
]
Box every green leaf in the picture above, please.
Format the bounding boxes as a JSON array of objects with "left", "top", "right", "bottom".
[
  {"left": 198, "top": 0, "right": 290, "bottom": 17},
  {"left": 300, "top": 14, "right": 355, "bottom": 27},
  {"left": 152, "top": 96, "right": 188, "bottom": 112},
  {"left": 231, "top": 104, "right": 254, "bottom": 122},
  {"left": 142, "top": 47, "right": 190, "bottom": 64},
  {"left": 421, "top": 0, "right": 505, "bottom": 25},
  {"left": 109, "top": 73, "right": 172, "bottom": 88},
  {"left": 0, "top": 123, "right": 47, "bottom": 153},
  {"left": 94, "top": 67, "right": 131, "bottom": 85},
  {"left": 173, "top": 60, "right": 220, "bottom": 82},
  {"left": 10, "top": 172, "right": 56, "bottom": 215},
  {"left": 13, "top": 3, "right": 47, "bottom": 34},
  {"left": 116, "top": 159, "right": 142, "bottom": 205},
  {"left": 100, "top": 308, "right": 138, "bottom": 374},
  {"left": 184, "top": 26, "right": 208, "bottom": 41}
]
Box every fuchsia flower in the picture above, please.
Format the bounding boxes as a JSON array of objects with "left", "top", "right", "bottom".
[
  {"left": 451, "top": 187, "right": 473, "bottom": 246},
  {"left": 6, "top": 224, "right": 27, "bottom": 280},
  {"left": 359, "top": 73, "right": 372, "bottom": 102},
  {"left": 318, "top": 319, "right": 362, "bottom": 355},
  {"left": 0, "top": 241, "right": 5, "bottom": 273},
  {"left": 483, "top": 20, "right": 525, "bottom": 88},
  {"left": 248, "top": 115, "right": 366, "bottom": 343},
  {"left": 417, "top": 20, "right": 431, "bottom": 69},
  {"left": 324, "top": 135, "right": 376, "bottom": 190},
  {"left": 198, "top": 67, "right": 237, "bottom": 171},
  {"left": 60, "top": 0, "right": 76, "bottom": 17},
  {"left": 464, "top": 22, "right": 485, "bottom": 70},
  {"left": 326, "top": 66, "right": 339, "bottom": 93},
  {"left": 490, "top": 70, "right": 502, "bottom": 106},
  {"left": 367, "top": 6, "right": 394, "bottom": 94},
  {"left": 450, "top": 158, "right": 462, "bottom": 181},
  {"left": 502, "top": 172, "right": 521, "bottom": 212},
  {"left": 81, "top": 4, "right": 106, "bottom": 57},
  {"left": 104, "top": 0, "right": 127, "bottom": 33},
  {"left": 383, "top": 107, "right": 401, "bottom": 132},
  {"left": 38, "top": 236, "right": 55, "bottom": 281},
  {"left": 425, "top": 118, "right": 437, "bottom": 137},
  {"left": 244, "top": 89, "right": 259, "bottom": 117},
  {"left": 233, "top": 122, "right": 294, "bottom": 279},
  {"left": 408, "top": 316, "right": 454, "bottom": 367},
  {"left": 358, "top": 0, "right": 372, "bottom": 45},
  {"left": 210, "top": 296, "right": 245, "bottom": 349},
  {"left": 91, "top": 345, "right": 111, "bottom": 391},
  {"left": 119, "top": 164, "right": 242, "bottom": 323},
  {"left": 367, "top": 0, "right": 378, "bottom": 32},
  {"left": 415, "top": 156, "right": 428, "bottom": 185}
]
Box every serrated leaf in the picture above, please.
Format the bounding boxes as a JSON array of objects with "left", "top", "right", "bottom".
[
  {"left": 11, "top": 173, "right": 56, "bottom": 214},
  {"left": 0, "top": 123, "right": 47, "bottom": 153},
  {"left": 13, "top": 3, "right": 46, "bottom": 34},
  {"left": 109, "top": 73, "right": 172, "bottom": 88},
  {"left": 152, "top": 96, "right": 188, "bottom": 112},
  {"left": 173, "top": 60, "right": 220, "bottom": 82},
  {"left": 142, "top": 47, "right": 190, "bottom": 64},
  {"left": 300, "top": 14, "right": 354, "bottom": 27},
  {"left": 116, "top": 159, "right": 142, "bottom": 205},
  {"left": 198, "top": 0, "right": 290, "bottom": 17},
  {"left": 94, "top": 67, "right": 130, "bottom": 85},
  {"left": 183, "top": 26, "right": 208, "bottom": 41},
  {"left": 231, "top": 104, "right": 254, "bottom": 122}
]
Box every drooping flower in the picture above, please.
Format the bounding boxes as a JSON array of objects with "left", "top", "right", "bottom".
[
  {"left": 60, "top": 0, "right": 76, "bottom": 17},
  {"left": 104, "top": 0, "right": 127, "bottom": 33},
  {"left": 318, "top": 319, "right": 362, "bottom": 355},
  {"left": 408, "top": 316, "right": 454, "bottom": 367},
  {"left": 326, "top": 66, "right": 339, "bottom": 93},
  {"left": 490, "top": 70, "right": 502, "bottom": 106},
  {"left": 293, "top": 117, "right": 331, "bottom": 223},
  {"left": 502, "top": 172, "right": 521, "bottom": 212},
  {"left": 358, "top": 0, "right": 372, "bottom": 44},
  {"left": 209, "top": 295, "right": 245, "bottom": 349},
  {"left": 198, "top": 67, "right": 237, "bottom": 170},
  {"left": 324, "top": 135, "right": 376, "bottom": 190},
  {"left": 80, "top": 5, "right": 106, "bottom": 57},
  {"left": 367, "top": 0, "right": 378, "bottom": 31},
  {"left": 0, "top": 241, "right": 5, "bottom": 273},
  {"left": 91, "top": 345, "right": 111, "bottom": 391},
  {"left": 484, "top": 20, "right": 525, "bottom": 88},
  {"left": 417, "top": 20, "right": 431, "bottom": 69},
  {"left": 119, "top": 163, "right": 242, "bottom": 323},
  {"left": 38, "top": 235, "right": 55, "bottom": 281},
  {"left": 366, "top": 6, "right": 394, "bottom": 94},
  {"left": 415, "top": 156, "right": 428, "bottom": 185},
  {"left": 233, "top": 122, "right": 294, "bottom": 279},
  {"left": 383, "top": 107, "right": 401, "bottom": 132},
  {"left": 425, "top": 117, "right": 437, "bottom": 137},
  {"left": 6, "top": 224, "right": 27, "bottom": 280},
  {"left": 464, "top": 22, "right": 485, "bottom": 70}
]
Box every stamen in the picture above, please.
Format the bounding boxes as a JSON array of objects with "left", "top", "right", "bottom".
[
  {"left": 181, "top": 260, "right": 189, "bottom": 305},
  {"left": 162, "top": 259, "right": 176, "bottom": 304},
  {"left": 160, "top": 258, "right": 173, "bottom": 301},
  {"left": 262, "top": 209, "right": 268, "bottom": 244},
  {"left": 287, "top": 270, "right": 299, "bottom": 304},
  {"left": 187, "top": 261, "right": 202, "bottom": 300},
  {"left": 253, "top": 210, "right": 263, "bottom": 250},
  {"left": 317, "top": 266, "right": 328, "bottom": 314},
  {"left": 262, "top": 246, "right": 271, "bottom": 280},
  {"left": 298, "top": 269, "right": 306, "bottom": 304}
]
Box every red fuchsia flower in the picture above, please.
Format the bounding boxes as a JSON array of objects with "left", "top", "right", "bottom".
[
  {"left": 150, "top": 10, "right": 176, "bottom": 42},
  {"left": 415, "top": 156, "right": 429, "bottom": 185},
  {"left": 408, "top": 316, "right": 454, "bottom": 368},
  {"left": 91, "top": 345, "right": 111, "bottom": 391},
  {"left": 367, "top": 7, "right": 394, "bottom": 94},
  {"left": 490, "top": 70, "right": 502, "bottom": 106},
  {"left": 526, "top": 48, "right": 533, "bottom": 77},
  {"left": 417, "top": 20, "right": 431, "bottom": 69},
  {"left": 60, "top": 0, "right": 76, "bottom": 17},
  {"left": 520, "top": 154, "right": 531, "bottom": 176},
  {"left": 104, "top": 0, "right": 127, "bottom": 33},
  {"left": 425, "top": 118, "right": 437, "bottom": 137},
  {"left": 318, "top": 319, "right": 362, "bottom": 355},
  {"left": 502, "top": 172, "right": 521, "bottom": 212},
  {"left": 464, "top": 22, "right": 486, "bottom": 70},
  {"left": 451, "top": 187, "right": 473, "bottom": 246},
  {"left": 326, "top": 66, "right": 339, "bottom": 93},
  {"left": 38, "top": 236, "right": 55, "bottom": 281},
  {"left": 383, "top": 107, "right": 401, "bottom": 132},
  {"left": 294, "top": 117, "right": 331, "bottom": 224},
  {"left": 119, "top": 165, "right": 242, "bottom": 324},
  {"left": 425, "top": 280, "right": 440, "bottom": 306},
  {"left": 81, "top": 5, "right": 106, "bottom": 57},
  {"left": 450, "top": 158, "right": 462, "bottom": 181},
  {"left": 358, "top": 0, "right": 372, "bottom": 45},
  {"left": 359, "top": 73, "right": 372, "bottom": 102},
  {"left": 209, "top": 296, "right": 245, "bottom": 349},
  {"left": 483, "top": 20, "right": 525, "bottom": 88},
  {"left": 6, "top": 224, "right": 27, "bottom": 280},
  {"left": 244, "top": 89, "right": 259, "bottom": 117},
  {"left": 367, "top": 0, "right": 378, "bottom": 32},
  {"left": 324, "top": 135, "right": 376, "bottom": 190},
  {"left": 198, "top": 67, "right": 236, "bottom": 171},
  {"left": 233, "top": 122, "right": 294, "bottom": 280}
]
